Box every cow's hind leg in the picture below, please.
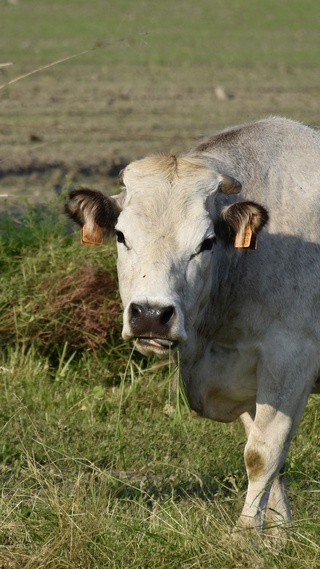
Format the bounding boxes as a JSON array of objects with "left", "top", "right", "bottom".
[{"left": 266, "top": 466, "right": 291, "bottom": 529}]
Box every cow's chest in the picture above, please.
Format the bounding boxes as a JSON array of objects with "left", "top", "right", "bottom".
[{"left": 180, "top": 342, "right": 258, "bottom": 422}]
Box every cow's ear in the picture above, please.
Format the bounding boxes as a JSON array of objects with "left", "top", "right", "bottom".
[
  {"left": 214, "top": 201, "right": 269, "bottom": 249},
  {"left": 65, "top": 188, "right": 123, "bottom": 246},
  {"left": 218, "top": 174, "right": 242, "bottom": 195}
]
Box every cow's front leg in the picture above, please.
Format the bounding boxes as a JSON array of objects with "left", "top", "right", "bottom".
[
  {"left": 239, "top": 404, "right": 292, "bottom": 532},
  {"left": 240, "top": 411, "right": 292, "bottom": 528},
  {"left": 238, "top": 384, "right": 310, "bottom": 534},
  {"left": 237, "top": 335, "right": 316, "bottom": 536}
]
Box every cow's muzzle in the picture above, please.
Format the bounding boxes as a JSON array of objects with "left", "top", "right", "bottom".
[{"left": 125, "top": 301, "right": 181, "bottom": 356}]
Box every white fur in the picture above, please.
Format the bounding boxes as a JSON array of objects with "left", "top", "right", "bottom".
[{"left": 112, "top": 119, "right": 320, "bottom": 533}]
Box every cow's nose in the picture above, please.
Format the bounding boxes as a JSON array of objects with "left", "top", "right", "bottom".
[{"left": 129, "top": 302, "right": 176, "bottom": 337}]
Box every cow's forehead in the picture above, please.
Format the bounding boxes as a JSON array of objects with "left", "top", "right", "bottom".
[
  {"left": 122, "top": 154, "right": 214, "bottom": 194},
  {"left": 121, "top": 154, "right": 216, "bottom": 216},
  {"left": 118, "top": 155, "right": 215, "bottom": 250}
]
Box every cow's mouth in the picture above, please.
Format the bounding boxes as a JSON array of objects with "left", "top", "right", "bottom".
[{"left": 136, "top": 337, "right": 178, "bottom": 352}]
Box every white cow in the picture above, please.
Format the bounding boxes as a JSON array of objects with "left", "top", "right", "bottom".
[{"left": 66, "top": 117, "right": 320, "bottom": 534}]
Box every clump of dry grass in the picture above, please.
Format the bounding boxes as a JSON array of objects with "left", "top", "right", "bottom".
[
  {"left": 0, "top": 261, "right": 122, "bottom": 354},
  {"left": 31, "top": 263, "right": 121, "bottom": 349}
]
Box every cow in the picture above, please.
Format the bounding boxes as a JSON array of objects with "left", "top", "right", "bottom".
[{"left": 65, "top": 117, "right": 320, "bottom": 536}]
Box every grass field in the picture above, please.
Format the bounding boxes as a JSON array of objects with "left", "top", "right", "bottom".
[{"left": 1, "top": 1, "right": 320, "bottom": 567}]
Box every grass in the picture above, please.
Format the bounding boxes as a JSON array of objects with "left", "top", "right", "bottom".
[
  {"left": 1, "top": 0, "right": 320, "bottom": 66},
  {"left": 0, "top": 204, "right": 319, "bottom": 569},
  {"left": 0, "top": 0, "right": 320, "bottom": 566}
]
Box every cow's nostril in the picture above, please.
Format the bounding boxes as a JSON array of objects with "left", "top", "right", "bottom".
[
  {"left": 159, "top": 305, "right": 175, "bottom": 326},
  {"left": 130, "top": 303, "right": 144, "bottom": 320}
]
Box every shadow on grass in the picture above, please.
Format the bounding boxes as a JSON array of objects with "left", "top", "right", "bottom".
[{"left": 104, "top": 469, "right": 233, "bottom": 505}]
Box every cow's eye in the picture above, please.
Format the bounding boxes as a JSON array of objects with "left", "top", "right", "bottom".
[
  {"left": 199, "top": 236, "right": 216, "bottom": 253},
  {"left": 115, "top": 230, "right": 126, "bottom": 245}
]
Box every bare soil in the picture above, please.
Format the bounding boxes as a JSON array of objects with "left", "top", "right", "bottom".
[{"left": 1, "top": 62, "right": 320, "bottom": 209}]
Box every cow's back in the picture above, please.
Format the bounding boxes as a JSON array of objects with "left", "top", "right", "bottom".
[{"left": 192, "top": 117, "right": 320, "bottom": 242}]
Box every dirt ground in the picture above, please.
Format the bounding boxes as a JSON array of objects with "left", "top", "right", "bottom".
[
  {"left": 1, "top": 61, "right": 320, "bottom": 210},
  {"left": 1, "top": 0, "right": 320, "bottom": 211}
]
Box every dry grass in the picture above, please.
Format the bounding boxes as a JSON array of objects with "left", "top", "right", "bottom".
[{"left": 28, "top": 264, "right": 121, "bottom": 349}]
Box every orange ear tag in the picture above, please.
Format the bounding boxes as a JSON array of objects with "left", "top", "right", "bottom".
[
  {"left": 81, "top": 224, "right": 104, "bottom": 246},
  {"left": 234, "top": 224, "right": 257, "bottom": 249}
]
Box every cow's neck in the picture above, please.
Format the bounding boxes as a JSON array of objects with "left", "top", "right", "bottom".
[{"left": 198, "top": 246, "right": 244, "bottom": 341}]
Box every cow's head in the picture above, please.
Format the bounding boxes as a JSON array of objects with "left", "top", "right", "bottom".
[{"left": 66, "top": 155, "right": 268, "bottom": 357}]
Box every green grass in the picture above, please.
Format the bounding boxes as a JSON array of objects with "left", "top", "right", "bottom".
[
  {"left": 0, "top": 206, "right": 319, "bottom": 568},
  {"left": 1, "top": 0, "right": 320, "bottom": 66}
]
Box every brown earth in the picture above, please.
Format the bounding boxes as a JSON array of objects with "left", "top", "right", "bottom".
[{"left": 1, "top": 62, "right": 320, "bottom": 209}]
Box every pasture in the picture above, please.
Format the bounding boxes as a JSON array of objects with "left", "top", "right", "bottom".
[{"left": 0, "top": 1, "right": 320, "bottom": 567}]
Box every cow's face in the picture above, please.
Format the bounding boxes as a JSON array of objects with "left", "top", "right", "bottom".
[{"left": 66, "top": 155, "right": 268, "bottom": 357}]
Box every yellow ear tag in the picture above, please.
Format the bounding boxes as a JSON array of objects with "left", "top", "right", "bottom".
[
  {"left": 81, "top": 224, "right": 103, "bottom": 246},
  {"left": 234, "top": 224, "right": 257, "bottom": 249}
]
